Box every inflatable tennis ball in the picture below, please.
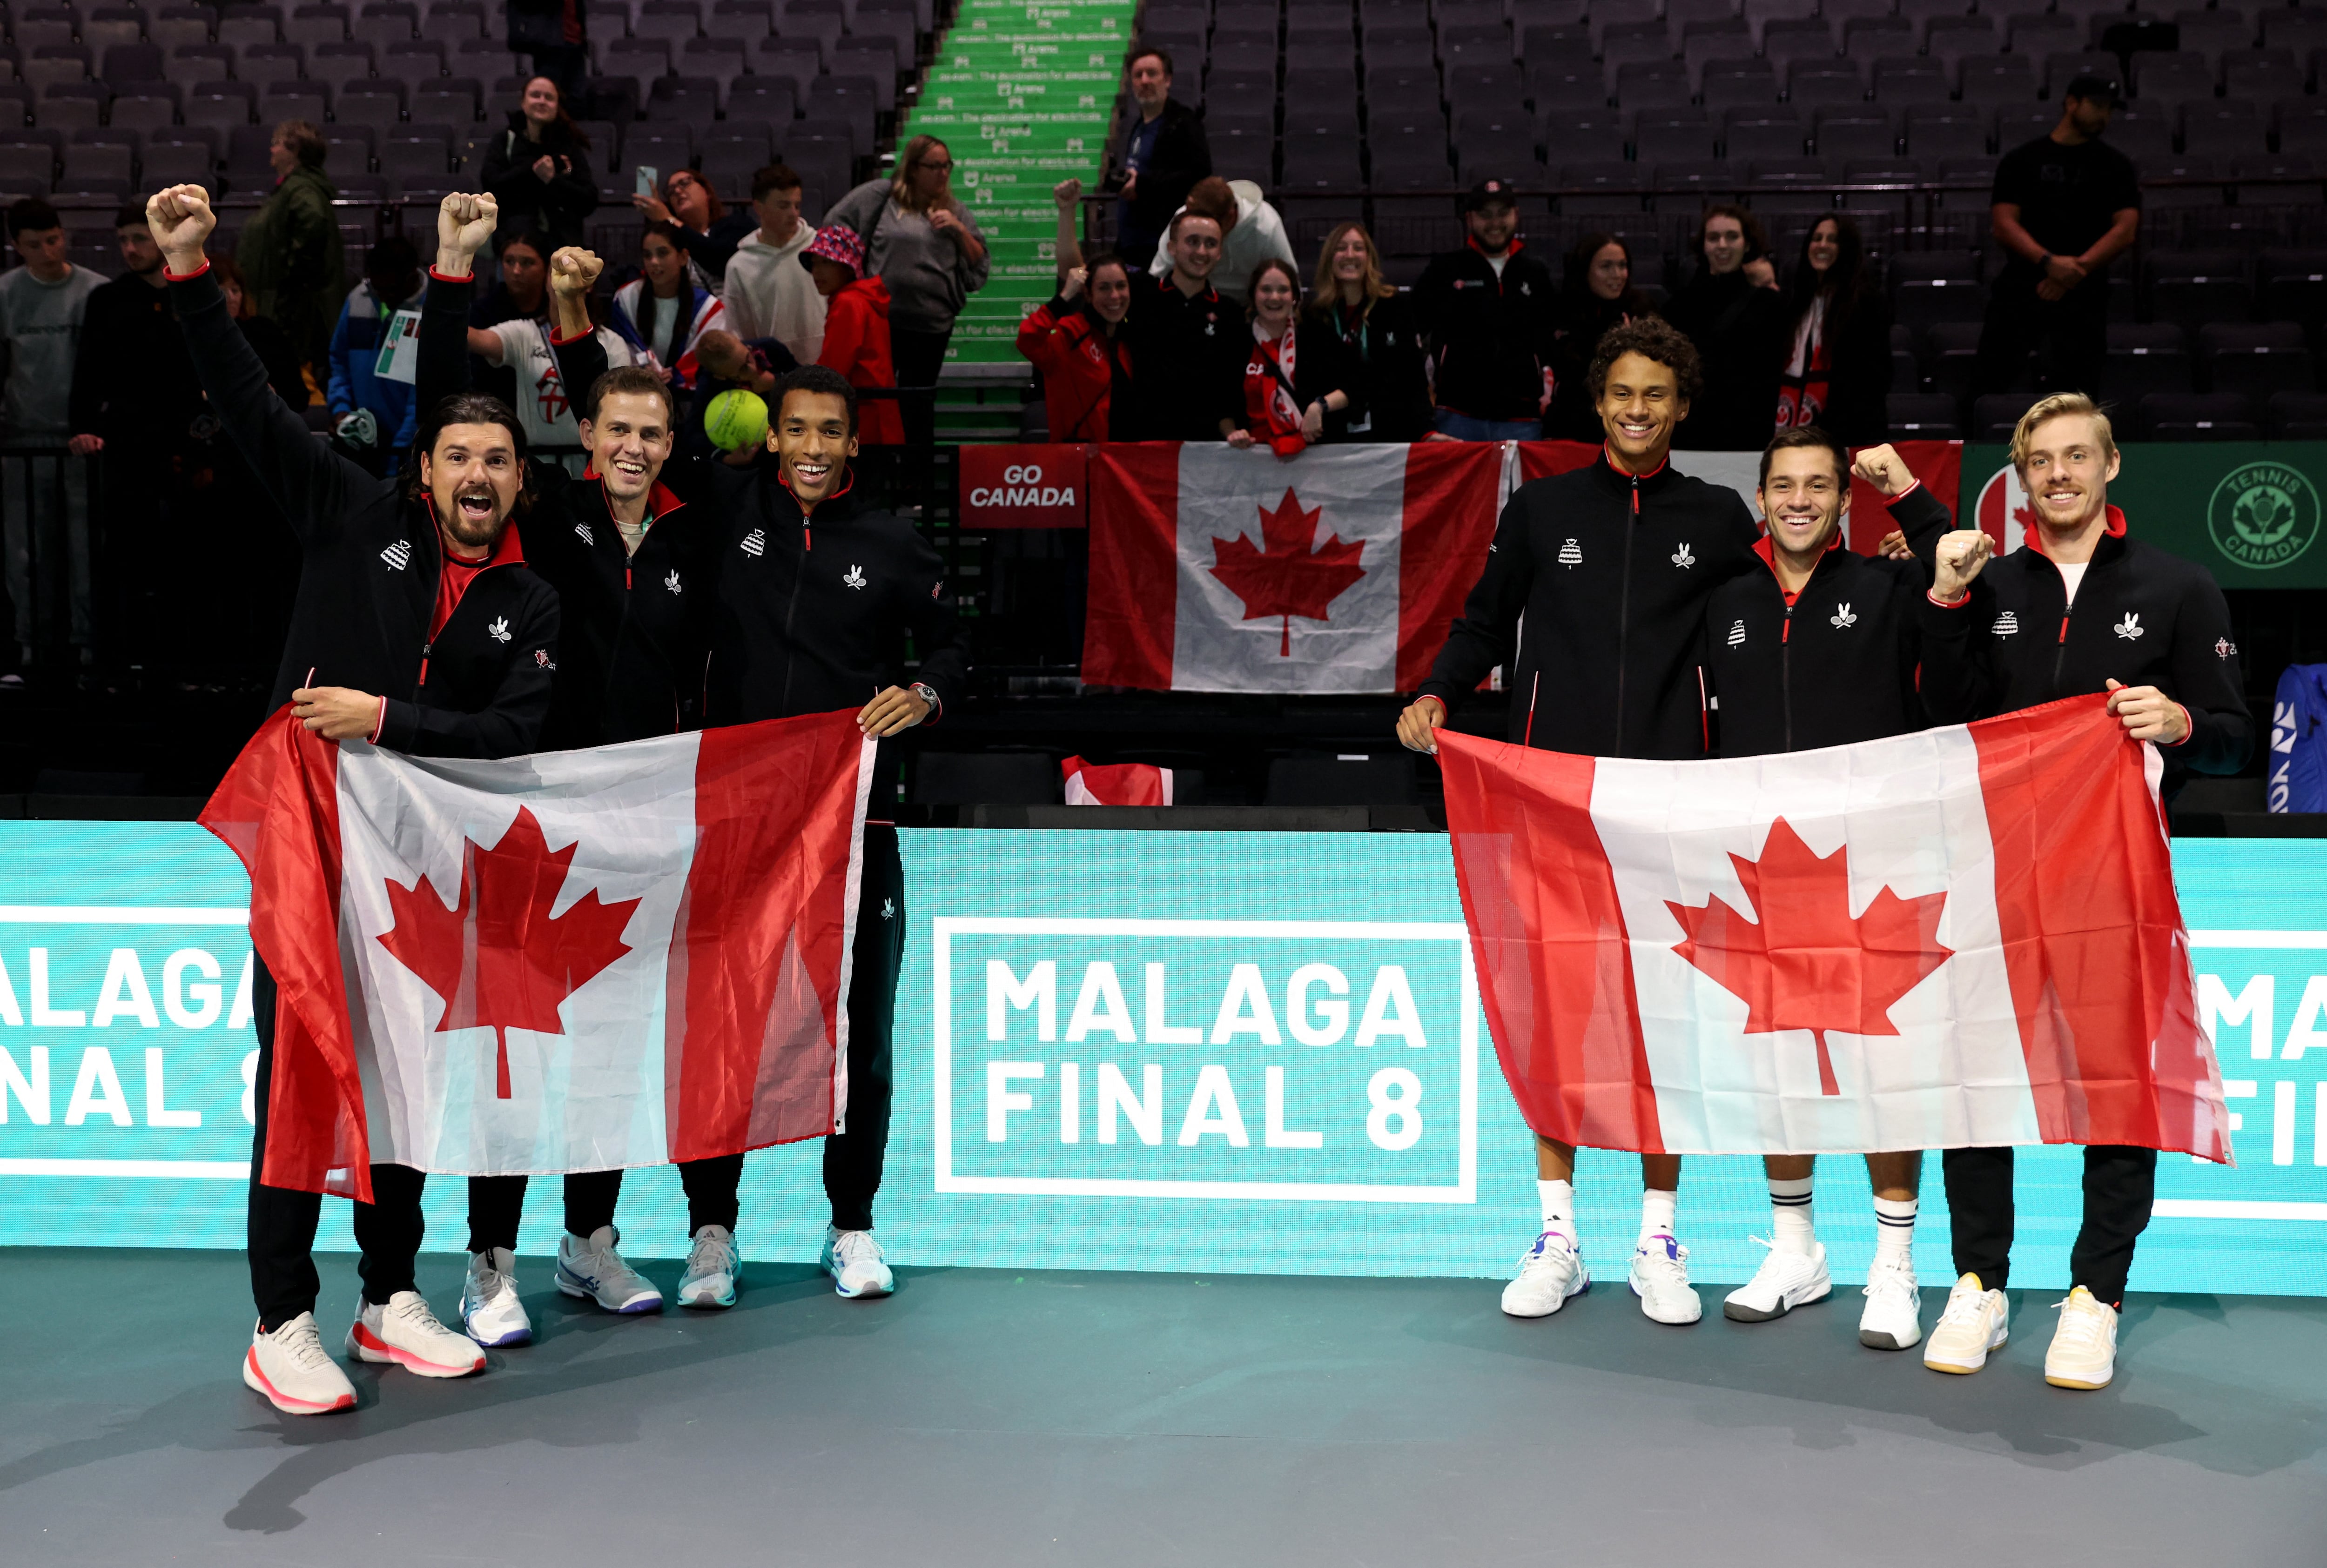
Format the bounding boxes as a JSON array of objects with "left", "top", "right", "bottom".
[{"left": 704, "top": 388, "right": 769, "bottom": 452}]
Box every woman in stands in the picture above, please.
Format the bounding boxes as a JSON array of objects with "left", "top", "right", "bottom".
[
  {"left": 478, "top": 76, "right": 599, "bottom": 254},
  {"left": 1775, "top": 215, "right": 1893, "bottom": 446},
  {"left": 632, "top": 168, "right": 756, "bottom": 285},
  {"left": 612, "top": 221, "right": 726, "bottom": 389},
  {"left": 1018, "top": 181, "right": 1132, "bottom": 441},
  {"left": 1546, "top": 232, "right": 1655, "bottom": 443},
  {"left": 822, "top": 134, "right": 990, "bottom": 446},
  {"left": 1221, "top": 256, "right": 1352, "bottom": 458},
  {"left": 1305, "top": 221, "right": 1432, "bottom": 443}
]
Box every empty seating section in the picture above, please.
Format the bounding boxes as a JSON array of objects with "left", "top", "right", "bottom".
[
  {"left": 0, "top": 0, "right": 927, "bottom": 221},
  {"left": 1130, "top": 0, "right": 2327, "bottom": 435}
]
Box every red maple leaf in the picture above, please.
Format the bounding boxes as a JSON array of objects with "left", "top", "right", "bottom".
[
  {"left": 1664, "top": 818, "right": 1952, "bottom": 1097},
  {"left": 377, "top": 807, "right": 642, "bottom": 1099},
  {"left": 1208, "top": 488, "right": 1368, "bottom": 656}
]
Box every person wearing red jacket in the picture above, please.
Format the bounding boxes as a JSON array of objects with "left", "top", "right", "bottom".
[
  {"left": 801, "top": 224, "right": 904, "bottom": 445},
  {"left": 1016, "top": 176, "right": 1131, "bottom": 441}
]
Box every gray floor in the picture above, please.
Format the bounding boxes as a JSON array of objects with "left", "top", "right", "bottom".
[{"left": 2, "top": 1249, "right": 2323, "bottom": 1566}]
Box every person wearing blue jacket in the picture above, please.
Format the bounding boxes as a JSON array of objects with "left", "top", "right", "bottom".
[{"left": 325, "top": 234, "right": 425, "bottom": 473}]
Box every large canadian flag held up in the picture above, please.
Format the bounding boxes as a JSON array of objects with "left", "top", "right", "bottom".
[
  {"left": 1084, "top": 443, "right": 1505, "bottom": 693},
  {"left": 1438, "top": 697, "right": 2234, "bottom": 1161},
  {"left": 202, "top": 710, "right": 874, "bottom": 1199}
]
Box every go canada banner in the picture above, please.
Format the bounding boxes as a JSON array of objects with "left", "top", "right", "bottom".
[
  {"left": 202, "top": 709, "right": 873, "bottom": 1199},
  {"left": 1439, "top": 696, "right": 2235, "bottom": 1162},
  {"left": 1082, "top": 442, "right": 1505, "bottom": 693}
]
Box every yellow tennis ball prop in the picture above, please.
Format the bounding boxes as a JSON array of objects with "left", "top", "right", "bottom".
[{"left": 704, "top": 388, "right": 769, "bottom": 452}]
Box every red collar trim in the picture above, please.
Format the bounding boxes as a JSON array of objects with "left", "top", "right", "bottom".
[
  {"left": 1160, "top": 272, "right": 1218, "bottom": 303},
  {"left": 1604, "top": 446, "right": 1668, "bottom": 480},
  {"left": 2023, "top": 503, "right": 2127, "bottom": 556},
  {"left": 779, "top": 464, "right": 854, "bottom": 516},
  {"left": 1467, "top": 236, "right": 1524, "bottom": 261},
  {"left": 579, "top": 471, "right": 686, "bottom": 524},
  {"left": 1751, "top": 524, "right": 1843, "bottom": 575},
  {"left": 425, "top": 494, "right": 525, "bottom": 568}
]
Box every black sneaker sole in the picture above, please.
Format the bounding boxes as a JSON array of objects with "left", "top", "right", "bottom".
[{"left": 1724, "top": 1287, "right": 1831, "bottom": 1324}]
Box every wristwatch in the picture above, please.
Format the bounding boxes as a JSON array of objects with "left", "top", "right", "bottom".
[{"left": 909, "top": 681, "right": 940, "bottom": 717}]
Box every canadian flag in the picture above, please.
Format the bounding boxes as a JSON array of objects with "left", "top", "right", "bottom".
[
  {"left": 1083, "top": 443, "right": 1505, "bottom": 693},
  {"left": 202, "top": 710, "right": 873, "bottom": 1199},
  {"left": 1439, "top": 697, "right": 2233, "bottom": 1161},
  {"left": 1062, "top": 755, "right": 1173, "bottom": 806}
]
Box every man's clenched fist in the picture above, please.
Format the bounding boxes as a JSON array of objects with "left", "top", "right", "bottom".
[
  {"left": 145, "top": 185, "right": 215, "bottom": 270},
  {"left": 434, "top": 192, "right": 500, "bottom": 276},
  {"left": 1930, "top": 529, "right": 1993, "bottom": 603}
]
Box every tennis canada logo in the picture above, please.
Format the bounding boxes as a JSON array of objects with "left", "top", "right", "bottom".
[{"left": 2206, "top": 462, "right": 2320, "bottom": 571}]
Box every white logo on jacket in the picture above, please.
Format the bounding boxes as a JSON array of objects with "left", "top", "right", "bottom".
[
  {"left": 2217, "top": 636, "right": 2237, "bottom": 659},
  {"left": 488, "top": 616, "right": 511, "bottom": 643},
  {"left": 2115, "top": 611, "right": 2144, "bottom": 641},
  {"left": 1671, "top": 543, "right": 1695, "bottom": 569},
  {"left": 1726, "top": 618, "right": 1746, "bottom": 647},
  {"left": 575, "top": 523, "right": 595, "bottom": 546},
  {"left": 664, "top": 570, "right": 681, "bottom": 594},
  {"left": 1557, "top": 538, "right": 1582, "bottom": 567},
  {"left": 1830, "top": 603, "right": 1856, "bottom": 629},
  {"left": 1992, "top": 611, "right": 2019, "bottom": 636},
  {"left": 381, "top": 540, "right": 412, "bottom": 570},
  {"left": 843, "top": 564, "right": 868, "bottom": 590},
  {"left": 741, "top": 528, "right": 766, "bottom": 557}
]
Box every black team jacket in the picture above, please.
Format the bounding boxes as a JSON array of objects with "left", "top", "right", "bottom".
[
  {"left": 1703, "top": 485, "right": 1951, "bottom": 757},
  {"left": 1418, "top": 449, "right": 1762, "bottom": 758},
  {"left": 1917, "top": 506, "right": 2253, "bottom": 788},
  {"left": 1411, "top": 237, "right": 1559, "bottom": 423},
  {"left": 1111, "top": 271, "right": 1245, "bottom": 441},
  {"left": 170, "top": 260, "right": 558, "bottom": 759}
]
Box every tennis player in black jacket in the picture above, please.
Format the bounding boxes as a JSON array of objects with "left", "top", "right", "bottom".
[
  {"left": 1398, "top": 315, "right": 1760, "bottom": 1329},
  {"left": 1916, "top": 391, "right": 2250, "bottom": 1393},
  {"left": 1698, "top": 429, "right": 1951, "bottom": 1352},
  {"left": 148, "top": 185, "right": 559, "bottom": 1414}
]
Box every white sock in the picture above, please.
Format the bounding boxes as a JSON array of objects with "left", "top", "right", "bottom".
[
  {"left": 1873, "top": 1195, "right": 1917, "bottom": 1265},
  {"left": 1639, "top": 1187, "right": 1677, "bottom": 1240},
  {"left": 1769, "top": 1175, "right": 1816, "bottom": 1255},
  {"left": 1537, "top": 1178, "right": 1574, "bottom": 1241}
]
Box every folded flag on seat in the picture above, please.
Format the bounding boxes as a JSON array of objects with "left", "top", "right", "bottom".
[
  {"left": 202, "top": 710, "right": 874, "bottom": 1198},
  {"left": 1438, "top": 696, "right": 2233, "bottom": 1162},
  {"left": 1062, "top": 754, "right": 1172, "bottom": 806}
]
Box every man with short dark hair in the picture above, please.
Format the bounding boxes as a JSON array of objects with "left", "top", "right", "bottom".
[
  {"left": 148, "top": 183, "right": 559, "bottom": 1414},
  {"left": 1664, "top": 204, "right": 1788, "bottom": 451},
  {"left": 0, "top": 196, "right": 99, "bottom": 677},
  {"left": 1973, "top": 75, "right": 2141, "bottom": 399},
  {"left": 722, "top": 163, "right": 826, "bottom": 364},
  {"left": 1399, "top": 316, "right": 1761, "bottom": 1327},
  {"left": 238, "top": 117, "right": 345, "bottom": 374},
  {"left": 1141, "top": 174, "right": 1293, "bottom": 305},
  {"left": 326, "top": 234, "right": 427, "bottom": 473},
  {"left": 1110, "top": 46, "right": 1211, "bottom": 275},
  {"left": 1110, "top": 208, "right": 1245, "bottom": 440},
  {"left": 1412, "top": 179, "right": 1560, "bottom": 440}
]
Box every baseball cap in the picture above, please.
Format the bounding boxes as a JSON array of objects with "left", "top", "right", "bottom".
[
  {"left": 1462, "top": 177, "right": 1520, "bottom": 212},
  {"left": 2063, "top": 73, "right": 2123, "bottom": 107}
]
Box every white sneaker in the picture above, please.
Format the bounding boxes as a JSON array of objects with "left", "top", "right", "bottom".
[
  {"left": 345, "top": 1291, "right": 487, "bottom": 1378},
  {"left": 1859, "top": 1253, "right": 1923, "bottom": 1350},
  {"left": 556, "top": 1226, "right": 664, "bottom": 1314},
  {"left": 1629, "top": 1233, "right": 1703, "bottom": 1325},
  {"left": 1923, "top": 1273, "right": 2010, "bottom": 1374},
  {"left": 1500, "top": 1229, "right": 1589, "bottom": 1318},
  {"left": 1722, "top": 1239, "right": 1832, "bottom": 1322},
  {"left": 460, "top": 1247, "right": 533, "bottom": 1347},
  {"left": 821, "top": 1225, "right": 894, "bottom": 1298},
  {"left": 243, "top": 1313, "right": 357, "bottom": 1415},
  {"left": 677, "top": 1224, "right": 739, "bottom": 1310},
  {"left": 2044, "top": 1286, "right": 2119, "bottom": 1390}
]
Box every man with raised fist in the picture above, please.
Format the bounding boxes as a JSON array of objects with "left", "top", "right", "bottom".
[{"left": 147, "top": 184, "right": 560, "bottom": 1414}]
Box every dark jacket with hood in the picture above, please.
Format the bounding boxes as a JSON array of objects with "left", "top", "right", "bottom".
[
  {"left": 1412, "top": 238, "right": 1560, "bottom": 423},
  {"left": 478, "top": 112, "right": 600, "bottom": 253},
  {"left": 1419, "top": 449, "right": 1762, "bottom": 758},
  {"left": 1113, "top": 97, "right": 1212, "bottom": 246}
]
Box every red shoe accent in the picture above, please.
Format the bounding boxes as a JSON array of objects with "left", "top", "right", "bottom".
[
  {"left": 349, "top": 1318, "right": 485, "bottom": 1376},
  {"left": 244, "top": 1347, "right": 356, "bottom": 1414}
]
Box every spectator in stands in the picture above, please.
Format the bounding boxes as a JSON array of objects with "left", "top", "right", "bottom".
[
  {"left": 1144, "top": 176, "right": 1294, "bottom": 308},
  {"left": 236, "top": 119, "right": 344, "bottom": 380},
  {"left": 0, "top": 198, "right": 99, "bottom": 680},
  {"left": 216, "top": 257, "right": 310, "bottom": 406},
  {"left": 479, "top": 76, "right": 599, "bottom": 254},
  {"left": 1666, "top": 205, "right": 1787, "bottom": 451},
  {"left": 1974, "top": 74, "right": 2140, "bottom": 402},
  {"left": 326, "top": 235, "right": 429, "bottom": 476},
  {"left": 612, "top": 222, "right": 726, "bottom": 389},
  {"left": 1019, "top": 178, "right": 1132, "bottom": 442},
  {"left": 1776, "top": 216, "right": 1892, "bottom": 447},
  {"left": 1306, "top": 221, "right": 1431, "bottom": 443},
  {"left": 69, "top": 205, "right": 211, "bottom": 681},
  {"left": 722, "top": 164, "right": 827, "bottom": 367},
  {"left": 1413, "top": 179, "right": 1559, "bottom": 441},
  {"left": 469, "top": 231, "right": 551, "bottom": 407},
  {"left": 1110, "top": 47, "right": 1210, "bottom": 275},
  {"left": 507, "top": 0, "right": 589, "bottom": 96},
  {"left": 468, "top": 240, "right": 640, "bottom": 476},
  {"left": 1547, "top": 232, "right": 1654, "bottom": 443},
  {"left": 685, "top": 327, "right": 797, "bottom": 462},
  {"left": 801, "top": 224, "right": 905, "bottom": 446},
  {"left": 632, "top": 168, "right": 756, "bottom": 286},
  {"left": 823, "top": 135, "right": 989, "bottom": 449},
  {"left": 1222, "top": 257, "right": 1351, "bottom": 459},
  {"left": 1111, "top": 210, "right": 1244, "bottom": 442}
]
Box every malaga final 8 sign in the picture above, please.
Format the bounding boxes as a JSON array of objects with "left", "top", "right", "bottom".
[{"left": 3, "top": 823, "right": 2326, "bottom": 1295}]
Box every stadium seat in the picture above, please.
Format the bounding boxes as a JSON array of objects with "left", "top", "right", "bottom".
[
  {"left": 1264, "top": 756, "right": 1418, "bottom": 809},
  {"left": 1888, "top": 391, "right": 1963, "bottom": 437},
  {"left": 2140, "top": 392, "right": 2259, "bottom": 441},
  {"left": 2268, "top": 391, "right": 2327, "bottom": 440},
  {"left": 2199, "top": 323, "right": 2315, "bottom": 399},
  {"left": 909, "top": 752, "right": 1059, "bottom": 807}
]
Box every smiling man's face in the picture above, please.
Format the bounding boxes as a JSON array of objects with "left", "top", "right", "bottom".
[
  {"left": 770, "top": 389, "right": 859, "bottom": 503},
  {"left": 1757, "top": 443, "right": 1849, "bottom": 568},
  {"left": 1596, "top": 351, "right": 1688, "bottom": 471},
  {"left": 580, "top": 389, "right": 674, "bottom": 510},
  {"left": 422, "top": 422, "right": 523, "bottom": 554}
]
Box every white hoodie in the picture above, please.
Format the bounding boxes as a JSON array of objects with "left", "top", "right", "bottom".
[
  {"left": 723, "top": 222, "right": 827, "bottom": 368},
  {"left": 1145, "top": 179, "right": 1296, "bottom": 303}
]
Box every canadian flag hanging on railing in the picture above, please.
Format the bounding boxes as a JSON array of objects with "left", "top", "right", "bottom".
[
  {"left": 1439, "top": 696, "right": 2234, "bottom": 1162},
  {"left": 1083, "top": 443, "right": 1505, "bottom": 693}
]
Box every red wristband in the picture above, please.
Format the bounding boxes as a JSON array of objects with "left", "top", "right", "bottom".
[
  {"left": 427, "top": 265, "right": 473, "bottom": 284},
  {"left": 2164, "top": 702, "right": 2194, "bottom": 748},
  {"left": 369, "top": 696, "right": 387, "bottom": 745},
  {"left": 163, "top": 260, "right": 212, "bottom": 282},
  {"left": 1926, "top": 589, "right": 1970, "bottom": 609}
]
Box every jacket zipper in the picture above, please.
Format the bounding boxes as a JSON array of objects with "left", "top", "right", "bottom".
[
  {"left": 1781, "top": 601, "right": 1794, "bottom": 751},
  {"left": 778, "top": 518, "right": 808, "bottom": 713},
  {"left": 2051, "top": 571, "right": 2073, "bottom": 694},
  {"left": 1614, "top": 472, "right": 1638, "bottom": 752}
]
